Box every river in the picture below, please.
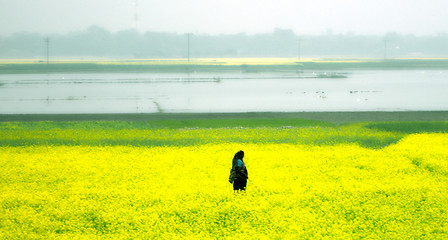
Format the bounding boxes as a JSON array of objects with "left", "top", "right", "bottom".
[{"left": 0, "top": 70, "right": 447, "bottom": 113}]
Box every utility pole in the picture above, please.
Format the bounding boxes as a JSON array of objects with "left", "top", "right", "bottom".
[
  {"left": 186, "top": 33, "right": 192, "bottom": 62},
  {"left": 297, "top": 39, "right": 302, "bottom": 61},
  {"left": 45, "top": 37, "right": 50, "bottom": 64},
  {"left": 134, "top": 0, "right": 139, "bottom": 31}
]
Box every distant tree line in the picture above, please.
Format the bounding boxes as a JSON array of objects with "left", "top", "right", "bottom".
[{"left": 1, "top": 25, "right": 447, "bottom": 59}]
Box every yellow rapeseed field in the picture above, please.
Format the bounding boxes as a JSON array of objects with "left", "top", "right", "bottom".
[{"left": 1, "top": 132, "right": 447, "bottom": 239}]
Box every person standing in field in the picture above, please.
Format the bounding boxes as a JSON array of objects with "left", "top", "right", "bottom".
[{"left": 229, "top": 150, "right": 248, "bottom": 191}]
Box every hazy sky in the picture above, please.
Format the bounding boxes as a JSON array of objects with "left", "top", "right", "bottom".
[{"left": 1, "top": 0, "right": 448, "bottom": 36}]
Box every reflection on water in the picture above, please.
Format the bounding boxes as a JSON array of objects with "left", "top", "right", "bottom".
[{"left": 0, "top": 70, "right": 447, "bottom": 113}]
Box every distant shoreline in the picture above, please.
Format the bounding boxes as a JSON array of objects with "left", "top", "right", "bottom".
[
  {"left": 1, "top": 58, "right": 448, "bottom": 74},
  {"left": 1, "top": 111, "right": 448, "bottom": 124}
]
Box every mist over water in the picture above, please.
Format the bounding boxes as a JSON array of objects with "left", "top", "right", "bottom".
[{"left": 1, "top": 70, "right": 447, "bottom": 114}]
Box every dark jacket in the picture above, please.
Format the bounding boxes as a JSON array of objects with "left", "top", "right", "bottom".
[{"left": 232, "top": 158, "right": 248, "bottom": 180}]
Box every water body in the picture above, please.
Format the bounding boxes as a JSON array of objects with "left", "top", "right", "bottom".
[{"left": 0, "top": 70, "right": 447, "bottom": 114}]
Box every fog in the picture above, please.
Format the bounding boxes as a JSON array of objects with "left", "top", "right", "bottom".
[
  {"left": 2, "top": 27, "right": 448, "bottom": 58},
  {"left": 1, "top": 0, "right": 448, "bottom": 36}
]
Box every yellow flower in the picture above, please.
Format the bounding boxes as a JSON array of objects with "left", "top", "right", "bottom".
[{"left": 1, "top": 133, "right": 447, "bottom": 238}]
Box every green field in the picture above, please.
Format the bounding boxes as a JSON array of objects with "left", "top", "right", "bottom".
[
  {"left": 1, "top": 58, "right": 448, "bottom": 74},
  {"left": 0, "top": 115, "right": 445, "bottom": 145},
  {"left": 1, "top": 112, "right": 448, "bottom": 148}
]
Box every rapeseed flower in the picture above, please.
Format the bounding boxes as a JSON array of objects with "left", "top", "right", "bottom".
[{"left": 0, "top": 133, "right": 447, "bottom": 238}]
